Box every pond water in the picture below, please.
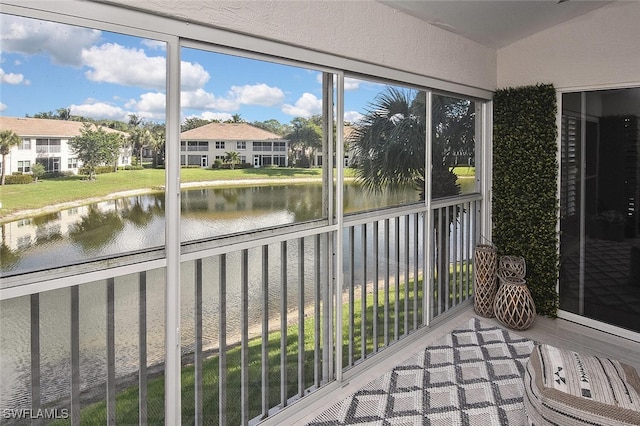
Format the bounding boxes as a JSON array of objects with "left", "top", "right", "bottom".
[{"left": 1, "top": 182, "right": 420, "bottom": 277}]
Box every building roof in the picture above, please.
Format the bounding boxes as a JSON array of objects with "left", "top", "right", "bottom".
[
  {"left": 180, "top": 122, "right": 285, "bottom": 141},
  {"left": 0, "top": 116, "right": 127, "bottom": 138}
]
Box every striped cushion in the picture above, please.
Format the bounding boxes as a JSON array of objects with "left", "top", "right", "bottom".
[{"left": 524, "top": 344, "right": 640, "bottom": 425}]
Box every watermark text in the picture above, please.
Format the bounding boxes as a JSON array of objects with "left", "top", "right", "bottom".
[{"left": 2, "top": 408, "right": 69, "bottom": 420}]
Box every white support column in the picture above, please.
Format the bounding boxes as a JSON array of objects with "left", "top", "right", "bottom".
[
  {"left": 335, "top": 72, "right": 345, "bottom": 382},
  {"left": 165, "top": 36, "right": 182, "bottom": 425},
  {"left": 481, "top": 101, "right": 493, "bottom": 241},
  {"left": 424, "top": 90, "right": 433, "bottom": 326}
]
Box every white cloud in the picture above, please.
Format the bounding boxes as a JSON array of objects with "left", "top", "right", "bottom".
[
  {"left": 125, "top": 92, "right": 166, "bottom": 115},
  {"left": 0, "top": 68, "right": 28, "bottom": 85},
  {"left": 228, "top": 84, "right": 285, "bottom": 106},
  {"left": 1, "top": 15, "right": 101, "bottom": 66},
  {"left": 344, "top": 78, "right": 361, "bottom": 91},
  {"left": 344, "top": 111, "right": 364, "bottom": 124},
  {"left": 193, "top": 112, "right": 234, "bottom": 122},
  {"left": 70, "top": 101, "right": 130, "bottom": 122},
  {"left": 181, "top": 88, "right": 220, "bottom": 110},
  {"left": 141, "top": 39, "right": 166, "bottom": 51},
  {"left": 282, "top": 93, "right": 322, "bottom": 118},
  {"left": 82, "top": 43, "right": 167, "bottom": 90},
  {"left": 0, "top": 102, "right": 7, "bottom": 112},
  {"left": 181, "top": 61, "right": 210, "bottom": 92},
  {"left": 181, "top": 83, "right": 285, "bottom": 114}
]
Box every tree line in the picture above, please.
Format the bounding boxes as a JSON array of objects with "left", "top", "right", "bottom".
[{"left": 2, "top": 88, "right": 474, "bottom": 188}]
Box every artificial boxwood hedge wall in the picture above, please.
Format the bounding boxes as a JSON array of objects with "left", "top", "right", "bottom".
[{"left": 492, "top": 83, "right": 559, "bottom": 317}]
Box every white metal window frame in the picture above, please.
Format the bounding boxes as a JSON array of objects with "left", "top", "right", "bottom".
[{"left": 1, "top": 1, "right": 494, "bottom": 423}]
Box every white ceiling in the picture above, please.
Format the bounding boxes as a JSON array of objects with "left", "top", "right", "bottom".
[{"left": 378, "top": 0, "right": 613, "bottom": 48}]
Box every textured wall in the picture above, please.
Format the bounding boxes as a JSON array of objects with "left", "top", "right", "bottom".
[
  {"left": 93, "top": 0, "right": 497, "bottom": 91},
  {"left": 497, "top": 1, "right": 640, "bottom": 90}
]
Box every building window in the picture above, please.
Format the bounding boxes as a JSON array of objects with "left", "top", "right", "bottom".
[
  {"left": 19, "top": 139, "right": 31, "bottom": 150},
  {"left": 215, "top": 141, "right": 225, "bottom": 149},
  {"left": 273, "top": 155, "right": 286, "bottom": 166},
  {"left": 273, "top": 142, "right": 286, "bottom": 151},
  {"left": 237, "top": 141, "right": 246, "bottom": 150},
  {"left": 35, "top": 138, "right": 61, "bottom": 153},
  {"left": 18, "top": 160, "right": 31, "bottom": 173},
  {"left": 253, "top": 141, "right": 272, "bottom": 151},
  {"left": 36, "top": 157, "right": 61, "bottom": 172},
  {"left": 68, "top": 158, "right": 78, "bottom": 169}
]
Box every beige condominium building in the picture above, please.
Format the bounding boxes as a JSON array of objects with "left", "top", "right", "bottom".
[
  {"left": 180, "top": 122, "right": 288, "bottom": 168},
  {"left": 0, "top": 116, "right": 131, "bottom": 175}
]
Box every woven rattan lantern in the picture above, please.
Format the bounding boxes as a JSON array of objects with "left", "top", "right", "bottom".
[
  {"left": 473, "top": 244, "right": 498, "bottom": 317},
  {"left": 494, "top": 276, "right": 536, "bottom": 330},
  {"left": 498, "top": 255, "right": 526, "bottom": 278}
]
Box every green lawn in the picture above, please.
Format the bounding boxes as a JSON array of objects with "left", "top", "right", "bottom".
[
  {"left": 0, "top": 166, "right": 476, "bottom": 218},
  {"left": 47, "top": 277, "right": 427, "bottom": 425},
  {"left": 49, "top": 271, "right": 474, "bottom": 425}
]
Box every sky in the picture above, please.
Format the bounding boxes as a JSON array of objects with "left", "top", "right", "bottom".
[{"left": 0, "top": 13, "right": 391, "bottom": 126}]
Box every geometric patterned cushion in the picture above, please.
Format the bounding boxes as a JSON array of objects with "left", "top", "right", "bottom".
[{"left": 524, "top": 344, "right": 640, "bottom": 425}]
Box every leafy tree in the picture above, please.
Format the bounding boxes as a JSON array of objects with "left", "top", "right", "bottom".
[
  {"left": 30, "top": 111, "right": 56, "bottom": 119},
  {"left": 285, "top": 116, "right": 322, "bottom": 167},
  {"left": 31, "top": 163, "right": 46, "bottom": 182},
  {"left": 224, "top": 151, "right": 240, "bottom": 169},
  {"left": 30, "top": 108, "right": 76, "bottom": 121},
  {"left": 69, "top": 124, "right": 124, "bottom": 180},
  {"left": 252, "top": 119, "right": 290, "bottom": 136},
  {"left": 99, "top": 120, "right": 129, "bottom": 131},
  {"left": 182, "top": 117, "right": 211, "bottom": 132},
  {"left": 0, "top": 130, "right": 21, "bottom": 185}
]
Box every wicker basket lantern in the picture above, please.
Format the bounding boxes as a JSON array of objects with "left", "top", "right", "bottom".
[
  {"left": 498, "top": 255, "right": 526, "bottom": 279},
  {"left": 494, "top": 276, "right": 537, "bottom": 330},
  {"left": 473, "top": 244, "right": 498, "bottom": 317}
]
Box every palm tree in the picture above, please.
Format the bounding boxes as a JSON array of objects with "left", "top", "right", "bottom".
[
  {"left": 227, "top": 114, "right": 244, "bottom": 124},
  {"left": 350, "top": 86, "right": 475, "bottom": 310},
  {"left": 0, "top": 130, "right": 21, "bottom": 185},
  {"left": 350, "top": 86, "right": 474, "bottom": 200},
  {"left": 224, "top": 151, "right": 240, "bottom": 169},
  {"left": 128, "top": 114, "right": 143, "bottom": 128},
  {"left": 57, "top": 107, "right": 72, "bottom": 120},
  {"left": 130, "top": 127, "right": 156, "bottom": 167}
]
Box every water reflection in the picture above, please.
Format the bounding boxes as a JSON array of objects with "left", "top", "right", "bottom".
[{"left": 1, "top": 183, "right": 419, "bottom": 276}]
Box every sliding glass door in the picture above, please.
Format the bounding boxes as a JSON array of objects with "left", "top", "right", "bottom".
[{"left": 560, "top": 88, "right": 640, "bottom": 333}]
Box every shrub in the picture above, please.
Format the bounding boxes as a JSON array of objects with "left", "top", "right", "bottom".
[
  {"left": 79, "top": 165, "right": 113, "bottom": 176},
  {"left": 5, "top": 174, "right": 33, "bottom": 184},
  {"left": 120, "top": 165, "right": 145, "bottom": 171},
  {"left": 41, "top": 171, "right": 75, "bottom": 179}
]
